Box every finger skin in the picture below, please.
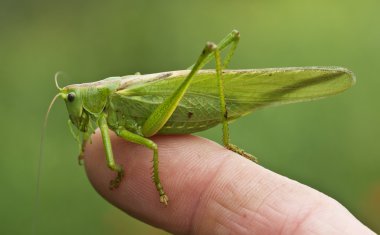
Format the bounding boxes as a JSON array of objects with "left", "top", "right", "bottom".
[{"left": 84, "top": 131, "right": 375, "bottom": 235}]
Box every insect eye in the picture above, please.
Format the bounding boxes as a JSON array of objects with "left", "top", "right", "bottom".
[{"left": 67, "top": 93, "right": 75, "bottom": 102}]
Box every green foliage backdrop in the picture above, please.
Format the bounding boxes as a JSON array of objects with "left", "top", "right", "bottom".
[{"left": 0, "top": 0, "right": 379, "bottom": 234}]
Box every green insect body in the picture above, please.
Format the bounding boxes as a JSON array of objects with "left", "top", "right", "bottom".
[{"left": 53, "top": 30, "right": 355, "bottom": 205}]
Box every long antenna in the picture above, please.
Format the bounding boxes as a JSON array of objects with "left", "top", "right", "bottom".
[
  {"left": 32, "top": 93, "right": 61, "bottom": 234},
  {"left": 54, "top": 72, "right": 64, "bottom": 90}
]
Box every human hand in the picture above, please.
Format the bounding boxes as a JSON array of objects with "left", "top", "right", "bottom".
[{"left": 84, "top": 132, "right": 375, "bottom": 235}]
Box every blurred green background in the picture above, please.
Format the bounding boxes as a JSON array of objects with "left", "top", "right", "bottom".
[{"left": 1, "top": 0, "right": 379, "bottom": 234}]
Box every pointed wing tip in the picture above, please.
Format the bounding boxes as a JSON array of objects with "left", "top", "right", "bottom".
[
  {"left": 334, "top": 66, "right": 356, "bottom": 88},
  {"left": 344, "top": 68, "right": 356, "bottom": 87},
  {"left": 318, "top": 66, "right": 356, "bottom": 89}
]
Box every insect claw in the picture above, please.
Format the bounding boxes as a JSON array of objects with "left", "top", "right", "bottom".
[
  {"left": 77, "top": 153, "right": 84, "bottom": 165},
  {"left": 160, "top": 195, "right": 169, "bottom": 206},
  {"left": 109, "top": 167, "right": 125, "bottom": 190}
]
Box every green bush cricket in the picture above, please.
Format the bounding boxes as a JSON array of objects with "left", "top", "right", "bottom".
[{"left": 45, "top": 30, "right": 355, "bottom": 206}]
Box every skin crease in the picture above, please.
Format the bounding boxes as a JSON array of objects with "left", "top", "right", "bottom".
[{"left": 84, "top": 131, "right": 375, "bottom": 235}]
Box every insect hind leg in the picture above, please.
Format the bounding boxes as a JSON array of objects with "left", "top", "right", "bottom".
[
  {"left": 141, "top": 30, "right": 242, "bottom": 138},
  {"left": 187, "top": 29, "right": 241, "bottom": 70},
  {"left": 226, "top": 144, "right": 258, "bottom": 163},
  {"left": 213, "top": 35, "right": 258, "bottom": 163}
]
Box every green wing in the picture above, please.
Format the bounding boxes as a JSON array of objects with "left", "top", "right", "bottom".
[{"left": 114, "top": 67, "right": 355, "bottom": 134}]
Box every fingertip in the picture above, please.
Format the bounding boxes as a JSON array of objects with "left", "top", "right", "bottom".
[
  {"left": 83, "top": 132, "right": 372, "bottom": 235},
  {"left": 83, "top": 132, "right": 237, "bottom": 233}
]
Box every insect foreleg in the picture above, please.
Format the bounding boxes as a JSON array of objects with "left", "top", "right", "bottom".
[
  {"left": 77, "top": 130, "right": 92, "bottom": 165},
  {"left": 115, "top": 127, "right": 168, "bottom": 206},
  {"left": 214, "top": 45, "right": 258, "bottom": 163},
  {"left": 98, "top": 113, "right": 125, "bottom": 189},
  {"left": 68, "top": 120, "right": 82, "bottom": 154}
]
